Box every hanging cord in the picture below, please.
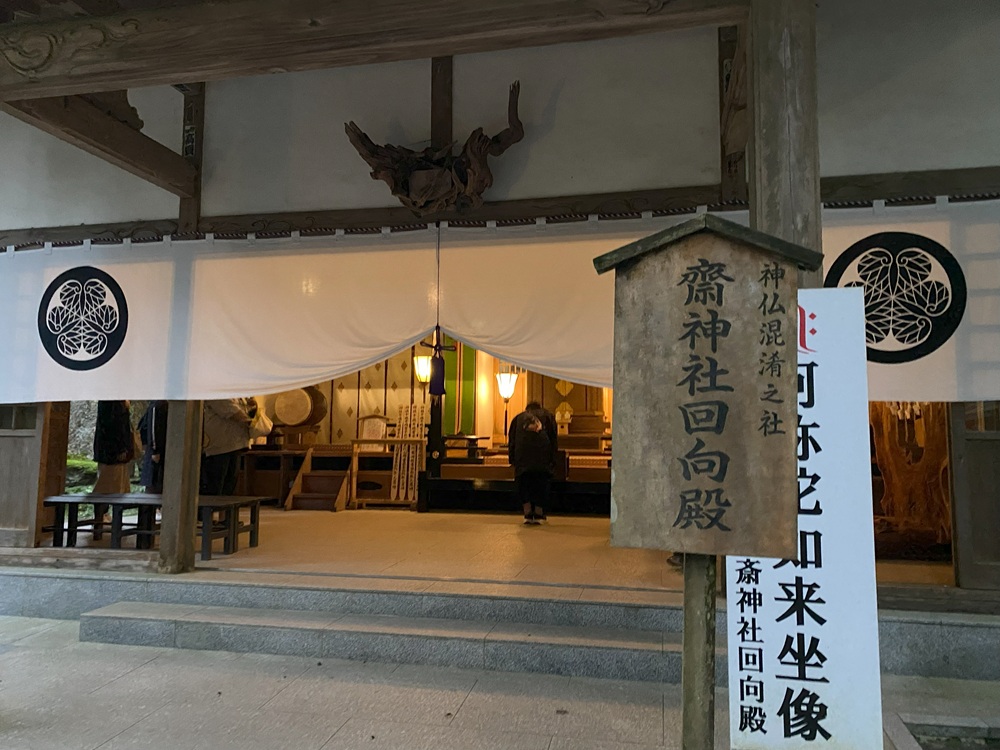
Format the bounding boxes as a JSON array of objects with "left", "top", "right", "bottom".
[{"left": 435, "top": 222, "right": 442, "bottom": 335}]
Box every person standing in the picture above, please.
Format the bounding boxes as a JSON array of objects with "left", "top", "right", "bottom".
[
  {"left": 507, "top": 400, "right": 558, "bottom": 525},
  {"left": 91, "top": 400, "right": 134, "bottom": 537},
  {"left": 138, "top": 400, "right": 169, "bottom": 493},
  {"left": 92, "top": 400, "right": 134, "bottom": 494},
  {"left": 201, "top": 398, "right": 253, "bottom": 495}
]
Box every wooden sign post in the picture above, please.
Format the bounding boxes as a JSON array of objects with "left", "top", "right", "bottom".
[{"left": 594, "top": 213, "right": 823, "bottom": 749}]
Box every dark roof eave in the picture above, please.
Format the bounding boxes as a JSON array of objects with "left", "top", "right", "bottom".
[{"left": 593, "top": 213, "right": 824, "bottom": 275}]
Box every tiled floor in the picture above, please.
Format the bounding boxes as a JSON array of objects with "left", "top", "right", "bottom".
[
  {"left": 200, "top": 509, "right": 683, "bottom": 590},
  {"left": 0, "top": 616, "right": 996, "bottom": 750},
  {"left": 193, "top": 508, "right": 954, "bottom": 592}
]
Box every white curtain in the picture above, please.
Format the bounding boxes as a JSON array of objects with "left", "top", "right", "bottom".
[
  {"left": 438, "top": 220, "right": 676, "bottom": 387},
  {"left": 1, "top": 201, "right": 998, "bottom": 403}
]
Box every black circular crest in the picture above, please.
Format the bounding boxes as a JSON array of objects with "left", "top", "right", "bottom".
[
  {"left": 37, "top": 266, "right": 129, "bottom": 371},
  {"left": 824, "top": 232, "right": 966, "bottom": 364}
]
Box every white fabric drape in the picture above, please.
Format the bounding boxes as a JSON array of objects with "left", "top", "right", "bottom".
[
  {"left": 0, "top": 231, "right": 439, "bottom": 402},
  {"left": 438, "top": 221, "right": 676, "bottom": 387},
  {"left": 1, "top": 201, "right": 998, "bottom": 403}
]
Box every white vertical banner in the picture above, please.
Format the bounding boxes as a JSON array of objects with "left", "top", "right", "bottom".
[{"left": 726, "top": 288, "right": 882, "bottom": 749}]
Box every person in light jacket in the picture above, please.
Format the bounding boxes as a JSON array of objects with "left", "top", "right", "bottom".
[{"left": 201, "top": 398, "right": 254, "bottom": 495}]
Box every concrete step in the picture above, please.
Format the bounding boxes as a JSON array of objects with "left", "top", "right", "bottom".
[
  {"left": 80, "top": 601, "right": 707, "bottom": 683},
  {"left": 289, "top": 493, "right": 339, "bottom": 511},
  {"left": 6, "top": 568, "right": 1000, "bottom": 682},
  {"left": 0, "top": 569, "right": 687, "bottom": 632}
]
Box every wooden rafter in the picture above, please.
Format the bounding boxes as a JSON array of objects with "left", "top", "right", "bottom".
[
  {"left": 3, "top": 166, "right": 1000, "bottom": 248},
  {"left": 718, "top": 24, "right": 748, "bottom": 203},
  {"left": 1, "top": 95, "right": 197, "bottom": 196},
  {"left": 0, "top": 0, "right": 749, "bottom": 99}
]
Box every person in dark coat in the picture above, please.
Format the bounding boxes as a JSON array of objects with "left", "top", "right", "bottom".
[
  {"left": 91, "top": 400, "right": 134, "bottom": 534},
  {"left": 507, "top": 401, "right": 558, "bottom": 525},
  {"left": 138, "top": 401, "right": 168, "bottom": 493},
  {"left": 92, "top": 400, "right": 134, "bottom": 493}
]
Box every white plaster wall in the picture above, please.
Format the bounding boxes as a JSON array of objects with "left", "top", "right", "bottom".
[
  {"left": 3, "top": 1, "right": 1000, "bottom": 230},
  {"left": 818, "top": 0, "right": 1000, "bottom": 175},
  {"left": 199, "top": 28, "right": 720, "bottom": 215},
  {"left": 0, "top": 86, "right": 182, "bottom": 231},
  {"left": 201, "top": 62, "right": 431, "bottom": 215},
  {"left": 452, "top": 27, "right": 721, "bottom": 199}
]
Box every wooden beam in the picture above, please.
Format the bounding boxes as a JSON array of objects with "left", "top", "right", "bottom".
[
  {"left": 178, "top": 83, "right": 205, "bottom": 232},
  {"left": 199, "top": 184, "right": 723, "bottom": 235},
  {"left": 747, "top": 0, "right": 822, "bottom": 281},
  {"left": 431, "top": 57, "right": 453, "bottom": 152},
  {"left": 821, "top": 167, "right": 1000, "bottom": 204},
  {"left": 71, "top": 0, "right": 121, "bottom": 15},
  {"left": 3, "top": 166, "right": 1000, "bottom": 248},
  {"left": 718, "top": 25, "right": 747, "bottom": 203},
  {"left": 0, "top": 0, "right": 748, "bottom": 100},
  {"left": 1, "top": 95, "right": 198, "bottom": 196},
  {"left": 79, "top": 89, "right": 142, "bottom": 129},
  {"left": 0, "top": 218, "right": 179, "bottom": 247},
  {"left": 0, "top": 0, "right": 41, "bottom": 19}
]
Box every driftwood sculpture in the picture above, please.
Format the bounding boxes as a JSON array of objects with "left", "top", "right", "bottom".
[{"left": 345, "top": 82, "right": 524, "bottom": 215}]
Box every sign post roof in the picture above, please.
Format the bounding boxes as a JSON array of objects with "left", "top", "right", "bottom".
[{"left": 593, "top": 212, "right": 824, "bottom": 275}]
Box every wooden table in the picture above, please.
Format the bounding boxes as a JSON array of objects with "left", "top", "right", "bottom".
[
  {"left": 443, "top": 434, "right": 487, "bottom": 459},
  {"left": 45, "top": 493, "right": 263, "bottom": 561}
]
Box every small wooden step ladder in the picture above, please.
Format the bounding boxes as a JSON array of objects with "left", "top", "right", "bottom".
[{"left": 284, "top": 448, "right": 350, "bottom": 511}]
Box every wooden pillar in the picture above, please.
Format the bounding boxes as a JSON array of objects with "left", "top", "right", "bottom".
[
  {"left": 178, "top": 83, "right": 205, "bottom": 233},
  {"left": 747, "top": 0, "right": 823, "bottom": 283},
  {"left": 430, "top": 57, "right": 453, "bottom": 151},
  {"left": 680, "top": 4, "right": 823, "bottom": 747},
  {"left": 682, "top": 553, "right": 718, "bottom": 749},
  {"left": 718, "top": 25, "right": 748, "bottom": 204},
  {"left": 158, "top": 400, "right": 202, "bottom": 573}
]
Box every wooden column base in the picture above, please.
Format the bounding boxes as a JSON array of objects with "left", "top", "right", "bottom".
[{"left": 682, "top": 553, "right": 718, "bottom": 750}]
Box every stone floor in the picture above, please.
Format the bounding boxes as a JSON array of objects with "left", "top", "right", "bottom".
[
  {"left": 1, "top": 616, "right": 996, "bottom": 750},
  {"left": 184, "top": 508, "right": 953, "bottom": 590}
]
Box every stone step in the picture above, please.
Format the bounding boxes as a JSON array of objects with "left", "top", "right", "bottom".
[
  {"left": 6, "top": 568, "right": 1000, "bottom": 682},
  {"left": 0, "top": 568, "right": 687, "bottom": 632},
  {"left": 80, "top": 601, "right": 711, "bottom": 683}
]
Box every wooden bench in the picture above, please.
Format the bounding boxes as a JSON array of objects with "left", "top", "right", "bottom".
[
  {"left": 44, "top": 494, "right": 263, "bottom": 561},
  {"left": 196, "top": 494, "right": 262, "bottom": 561}
]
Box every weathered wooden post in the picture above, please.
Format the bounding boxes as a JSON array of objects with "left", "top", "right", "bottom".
[
  {"left": 158, "top": 400, "right": 202, "bottom": 574},
  {"left": 594, "top": 213, "right": 822, "bottom": 749}
]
